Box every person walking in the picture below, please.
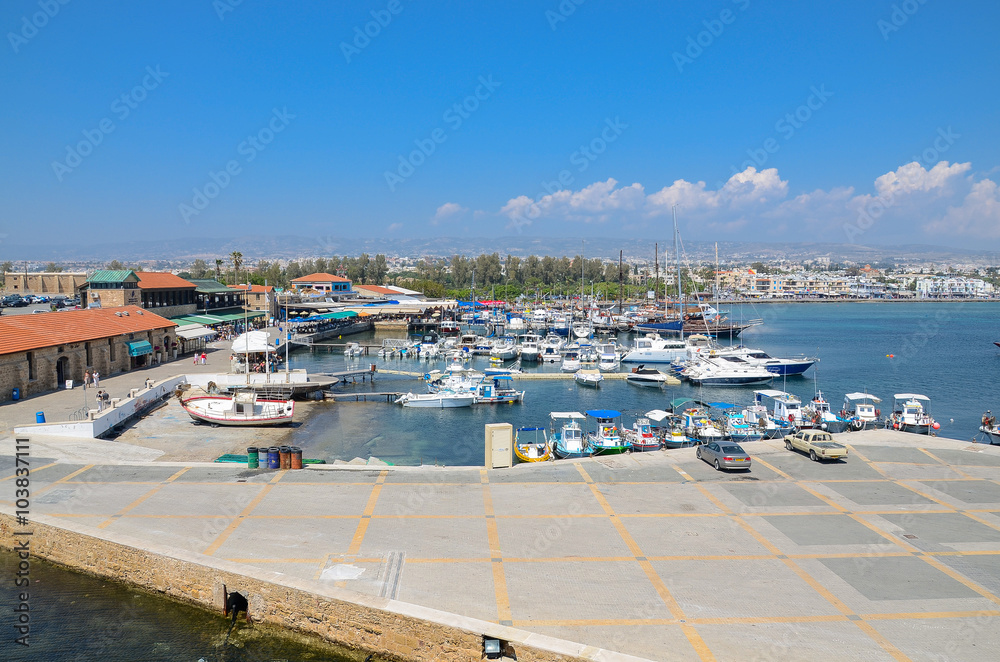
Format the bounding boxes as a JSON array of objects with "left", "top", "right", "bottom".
[
  {"left": 200, "top": 351, "right": 207, "bottom": 365},
  {"left": 83, "top": 370, "right": 92, "bottom": 390},
  {"left": 93, "top": 371, "right": 100, "bottom": 388},
  {"left": 96, "top": 390, "right": 105, "bottom": 412}
]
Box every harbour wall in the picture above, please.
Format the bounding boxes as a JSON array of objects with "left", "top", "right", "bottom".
[{"left": 0, "top": 511, "right": 643, "bottom": 662}]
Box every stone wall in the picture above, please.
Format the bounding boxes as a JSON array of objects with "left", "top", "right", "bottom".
[
  {"left": 2, "top": 272, "right": 87, "bottom": 295},
  {"left": 0, "top": 513, "right": 622, "bottom": 662}
]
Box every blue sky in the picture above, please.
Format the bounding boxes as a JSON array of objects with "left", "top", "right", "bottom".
[{"left": 2, "top": 0, "right": 999, "bottom": 249}]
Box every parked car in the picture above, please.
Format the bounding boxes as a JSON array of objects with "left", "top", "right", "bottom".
[
  {"left": 1, "top": 295, "right": 28, "bottom": 307},
  {"left": 786, "top": 430, "right": 848, "bottom": 462},
  {"left": 696, "top": 441, "right": 752, "bottom": 471}
]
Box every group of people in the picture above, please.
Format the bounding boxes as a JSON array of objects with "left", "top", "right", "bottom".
[
  {"left": 95, "top": 389, "right": 111, "bottom": 412},
  {"left": 192, "top": 352, "right": 208, "bottom": 365},
  {"left": 83, "top": 369, "right": 101, "bottom": 388}
]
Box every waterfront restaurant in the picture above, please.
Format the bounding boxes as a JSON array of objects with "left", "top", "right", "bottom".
[
  {"left": 0, "top": 306, "right": 177, "bottom": 404},
  {"left": 290, "top": 272, "right": 353, "bottom": 298},
  {"left": 81, "top": 270, "right": 198, "bottom": 318}
]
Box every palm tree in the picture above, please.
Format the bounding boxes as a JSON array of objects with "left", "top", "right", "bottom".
[
  {"left": 215, "top": 259, "right": 223, "bottom": 282},
  {"left": 230, "top": 251, "right": 243, "bottom": 286}
]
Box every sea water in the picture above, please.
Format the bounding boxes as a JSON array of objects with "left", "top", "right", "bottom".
[
  {"left": 0, "top": 551, "right": 351, "bottom": 661},
  {"left": 287, "top": 302, "right": 1000, "bottom": 465}
]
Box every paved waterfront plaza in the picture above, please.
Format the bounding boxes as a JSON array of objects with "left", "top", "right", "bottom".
[{"left": 3, "top": 431, "right": 1000, "bottom": 660}]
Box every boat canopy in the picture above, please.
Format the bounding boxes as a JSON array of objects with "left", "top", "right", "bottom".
[
  {"left": 645, "top": 409, "right": 671, "bottom": 422},
  {"left": 550, "top": 411, "right": 586, "bottom": 420},
  {"left": 844, "top": 392, "right": 881, "bottom": 402},
  {"left": 707, "top": 402, "right": 738, "bottom": 410},
  {"left": 894, "top": 393, "right": 930, "bottom": 400},
  {"left": 586, "top": 409, "right": 621, "bottom": 419},
  {"left": 754, "top": 389, "right": 790, "bottom": 398},
  {"left": 516, "top": 427, "right": 545, "bottom": 432}
]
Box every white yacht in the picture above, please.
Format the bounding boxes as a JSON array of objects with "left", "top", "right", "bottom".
[
  {"left": 622, "top": 333, "right": 689, "bottom": 364},
  {"left": 490, "top": 335, "right": 518, "bottom": 361},
  {"left": 519, "top": 333, "right": 542, "bottom": 362},
  {"left": 540, "top": 334, "right": 564, "bottom": 362},
  {"left": 683, "top": 356, "right": 774, "bottom": 386}
]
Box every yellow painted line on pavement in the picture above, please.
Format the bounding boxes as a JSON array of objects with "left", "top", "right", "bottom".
[
  {"left": 346, "top": 470, "right": 388, "bottom": 556},
  {"left": 0, "top": 461, "right": 59, "bottom": 481},
  {"left": 32, "top": 464, "right": 94, "bottom": 497},
  {"left": 97, "top": 467, "right": 190, "bottom": 529},
  {"left": 751, "top": 457, "right": 793, "bottom": 480},
  {"left": 481, "top": 468, "right": 512, "bottom": 624},
  {"left": 203, "top": 470, "right": 285, "bottom": 556},
  {"left": 862, "top": 609, "right": 1000, "bottom": 621}
]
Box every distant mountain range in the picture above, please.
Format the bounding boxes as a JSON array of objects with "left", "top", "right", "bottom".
[{"left": 2, "top": 236, "right": 996, "bottom": 265}]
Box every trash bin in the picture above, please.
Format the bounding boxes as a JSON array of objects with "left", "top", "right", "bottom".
[
  {"left": 267, "top": 447, "right": 280, "bottom": 469},
  {"left": 247, "top": 447, "right": 259, "bottom": 470},
  {"left": 279, "top": 446, "right": 291, "bottom": 470},
  {"left": 36, "top": 411, "right": 45, "bottom": 424},
  {"left": 290, "top": 447, "right": 303, "bottom": 470},
  {"left": 12, "top": 388, "right": 20, "bottom": 401}
]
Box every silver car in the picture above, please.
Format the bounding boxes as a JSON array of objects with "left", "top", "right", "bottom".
[{"left": 696, "top": 441, "right": 752, "bottom": 471}]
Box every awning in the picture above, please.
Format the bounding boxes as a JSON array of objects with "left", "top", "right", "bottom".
[
  {"left": 175, "top": 325, "right": 217, "bottom": 340},
  {"left": 127, "top": 340, "right": 153, "bottom": 357},
  {"left": 232, "top": 330, "right": 276, "bottom": 353}
]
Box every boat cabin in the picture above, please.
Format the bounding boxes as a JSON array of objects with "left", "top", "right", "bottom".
[{"left": 755, "top": 389, "right": 803, "bottom": 426}]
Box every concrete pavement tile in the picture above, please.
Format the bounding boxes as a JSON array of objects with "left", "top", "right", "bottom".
[
  {"left": 721, "top": 482, "right": 830, "bottom": 509},
  {"left": 505, "top": 560, "right": 673, "bottom": 622},
  {"left": 623, "top": 515, "right": 774, "bottom": 558},
  {"left": 822, "top": 480, "right": 937, "bottom": 506},
  {"left": 123, "top": 482, "right": 264, "bottom": 516},
  {"left": 252, "top": 483, "right": 374, "bottom": 517},
  {"left": 657, "top": 559, "right": 843, "bottom": 619},
  {"left": 866, "top": 616, "right": 1000, "bottom": 662},
  {"left": 389, "top": 470, "right": 480, "bottom": 484},
  {"left": 397, "top": 561, "right": 497, "bottom": 622},
  {"left": 173, "top": 466, "right": 262, "bottom": 482},
  {"left": 31, "top": 483, "right": 155, "bottom": 515},
  {"left": 489, "top": 482, "right": 606, "bottom": 516},
  {"left": 373, "top": 483, "right": 486, "bottom": 517},
  {"left": 526, "top": 624, "right": 696, "bottom": 661},
  {"left": 281, "top": 469, "right": 384, "bottom": 483},
  {"left": 876, "top": 512, "right": 1000, "bottom": 546},
  {"left": 935, "top": 554, "right": 1000, "bottom": 598},
  {"left": 873, "top": 463, "right": 966, "bottom": 481},
  {"left": 761, "top": 514, "right": 892, "bottom": 546},
  {"left": 819, "top": 556, "right": 980, "bottom": 601},
  {"left": 598, "top": 482, "right": 726, "bottom": 515},
  {"left": 106, "top": 514, "right": 239, "bottom": 556},
  {"left": 4, "top": 462, "right": 87, "bottom": 484},
  {"left": 71, "top": 464, "right": 187, "bottom": 482},
  {"left": 359, "top": 516, "right": 490, "bottom": 559},
  {"left": 498, "top": 515, "right": 632, "bottom": 559},
  {"left": 580, "top": 463, "right": 682, "bottom": 484},
  {"left": 695, "top": 621, "right": 897, "bottom": 662},
  {"left": 919, "top": 479, "right": 1000, "bottom": 505},
  {"left": 487, "top": 463, "right": 586, "bottom": 483},
  {"left": 755, "top": 450, "right": 884, "bottom": 481},
  {"left": 857, "top": 446, "right": 938, "bottom": 463},
  {"left": 211, "top": 516, "right": 360, "bottom": 559},
  {"left": 921, "top": 448, "right": 1000, "bottom": 467}
]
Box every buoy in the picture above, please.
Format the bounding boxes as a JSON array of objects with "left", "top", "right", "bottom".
[
  {"left": 932, "top": 422, "right": 940, "bottom": 430},
  {"left": 886, "top": 354, "right": 894, "bottom": 358}
]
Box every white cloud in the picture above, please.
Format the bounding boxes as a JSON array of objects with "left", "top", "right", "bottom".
[
  {"left": 387, "top": 223, "right": 403, "bottom": 232},
  {"left": 489, "top": 161, "right": 1000, "bottom": 245},
  {"left": 432, "top": 202, "right": 467, "bottom": 225}
]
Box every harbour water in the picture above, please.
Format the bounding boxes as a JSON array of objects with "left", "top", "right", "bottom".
[
  {"left": 289, "top": 302, "right": 1000, "bottom": 465},
  {"left": 0, "top": 551, "right": 352, "bottom": 661}
]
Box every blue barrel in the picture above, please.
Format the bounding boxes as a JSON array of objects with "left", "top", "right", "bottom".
[
  {"left": 36, "top": 411, "right": 45, "bottom": 424},
  {"left": 12, "top": 388, "right": 20, "bottom": 401},
  {"left": 267, "top": 447, "right": 280, "bottom": 469}
]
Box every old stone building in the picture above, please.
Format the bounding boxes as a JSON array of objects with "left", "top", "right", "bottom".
[
  {"left": 0, "top": 306, "right": 177, "bottom": 403},
  {"left": 3, "top": 271, "right": 87, "bottom": 295},
  {"left": 81, "top": 270, "right": 198, "bottom": 318}
]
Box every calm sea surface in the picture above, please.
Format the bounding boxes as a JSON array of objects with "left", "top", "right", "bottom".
[
  {"left": 287, "top": 302, "right": 1000, "bottom": 466},
  {"left": 0, "top": 551, "right": 350, "bottom": 661}
]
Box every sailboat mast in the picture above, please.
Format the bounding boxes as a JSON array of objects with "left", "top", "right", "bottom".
[
  {"left": 673, "top": 205, "right": 682, "bottom": 333},
  {"left": 654, "top": 242, "right": 659, "bottom": 312},
  {"left": 617, "top": 249, "right": 623, "bottom": 314}
]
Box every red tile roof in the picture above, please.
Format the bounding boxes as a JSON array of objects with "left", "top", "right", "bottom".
[
  {"left": 239, "top": 284, "right": 274, "bottom": 292},
  {"left": 0, "top": 306, "right": 176, "bottom": 355},
  {"left": 291, "top": 272, "right": 350, "bottom": 283},
  {"left": 355, "top": 284, "right": 398, "bottom": 295},
  {"left": 135, "top": 272, "right": 196, "bottom": 290}
]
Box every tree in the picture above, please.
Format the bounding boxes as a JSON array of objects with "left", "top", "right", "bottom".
[
  {"left": 229, "top": 251, "right": 243, "bottom": 286},
  {"left": 450, "top": 255, "right": 471, "bottom": 288},
  {"left": 107, "top": 260, "right": 126, "bottom": 271},
  {"left": 44, "top": 262, "right": 63, "bottom": 273},
  {"left": 190, "top": 259, "right": 208, "bottom": 279},
  {"left": 215, "top": 259, "right": 223, "bottom": 281},
  {"left": 0, "top": 261, "right": 11, "bottom": 287},
  {"left": 372, "top": 254, "right": 388, "bottom": 284}
]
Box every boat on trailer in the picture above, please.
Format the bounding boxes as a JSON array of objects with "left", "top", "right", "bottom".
[{"left": 181, "top": 391, "right": 294, "bottom": 426}]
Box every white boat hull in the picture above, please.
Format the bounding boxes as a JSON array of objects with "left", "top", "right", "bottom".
[
  {"left": 397, "top": 393, "right": 475, "bottom": 408},
  {"left": 181, "top": 396, "right": 294, "bottom": 426}
]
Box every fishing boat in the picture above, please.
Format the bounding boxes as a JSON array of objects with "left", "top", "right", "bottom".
[
  {"left": 473, "top": 375, "right": 525, "bottom": 404},
  {"left": 574, "top": 368, "right": 603, "bottom": 387},
  {"left": 540, "top": 334, "right": 564, "bottom": 362},
  {"left": 550, "top": 411, "right": 590, "bottom": 459},
  {"left": 585, "top": 409, "right": 631, "bottom": 455},
  {"left": 754, "top": 389, "right": 805, "bottom": 430},
  {"left": 713, "top": 404, "right": 764, "bottom": 443},
  {"left": 801, "top": 390, "right": 850, "bottom": 432},
  {"left": 395, "top": 391, "right": 475, "bottom": 408},
  {"left": 344, "top": 342, "right": 363, "bottom": 357},
  {"left": 626, "top": 365, "right": 675, "bottom": 388},
  {"left": 889, "top": 394, "right": 937, "bottom": 434},
  {"left": 624, "top": 417, "right": 660, "bottom": 451},
  {"left": 842, "top": 392, "right": 882, "bottom": 430},
  {"left": 596, "top": 342, "right": 619, "bottom": 371},
  {"left": 646, "top": 409, "right": 698, "bottom": 448},
  {"left": 561, "top": 351, "right": 582, "bottom": 372},
  {"left": 519, "top": 333, "right": 542, "bottom": 362},
  {"left": 180, "top": 391, "right": 294, "bottom": 426},
  {"left": 514, "top": 426, "right": 551, "bottom": 462},
  {"left": 979, "top": 411, "right": 1000, "bottom": 444},
  {"left": 743, "top": 403, "right": 792, "bottom": 438}
]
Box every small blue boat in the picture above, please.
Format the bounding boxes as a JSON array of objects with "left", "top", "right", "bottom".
[{"left": 550, "top": 412, "right": 590, "bottom": 459}]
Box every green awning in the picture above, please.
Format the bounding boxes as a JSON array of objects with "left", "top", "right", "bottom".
[
  {"left": 127, "top": 340, "right": 153, "bottom": 357},
  {"left": 170, "top": 311, "right": 266, "bottom": 326}
]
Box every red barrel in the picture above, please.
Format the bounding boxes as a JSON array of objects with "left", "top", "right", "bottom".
[
  {"left": 278, "top": 446, "right": 291, "bottom": 470},
  {"left": 290, "top": 446, "right": 303, "bottom": 470}
]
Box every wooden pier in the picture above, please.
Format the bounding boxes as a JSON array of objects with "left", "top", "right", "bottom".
[
  {"left": 325, "top": 392, "right": 402, "bottom": 403},
  {"left": 375, "top": 368, "right": 634, "bottom": 380}
]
